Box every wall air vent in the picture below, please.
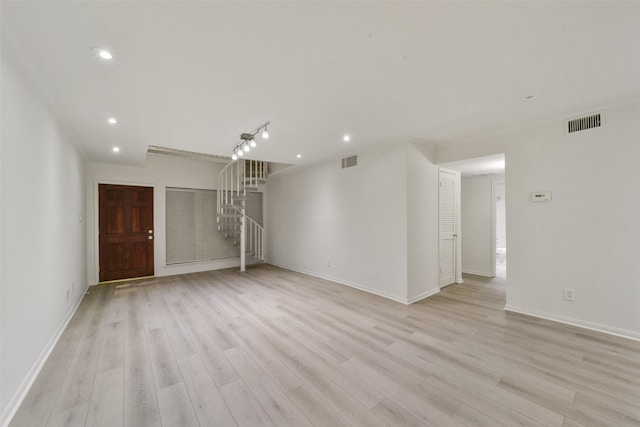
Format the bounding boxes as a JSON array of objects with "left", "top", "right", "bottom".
[
  {"left": 341, "top": 155, "right": 357, "bottom": 169},
  {"left": 568, "top": 113, "right": 602, "bottom": 134}
]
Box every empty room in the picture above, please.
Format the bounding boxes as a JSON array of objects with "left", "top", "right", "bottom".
[{"left": 2, "top": 2, "right": 640, "bottom": 427}]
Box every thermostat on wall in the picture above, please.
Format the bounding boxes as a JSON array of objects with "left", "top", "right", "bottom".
[{"left": 530, "top": 191, "right": 552, "bottom": 202}]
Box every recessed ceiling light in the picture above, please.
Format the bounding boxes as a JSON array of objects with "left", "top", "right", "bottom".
[
  {"left": 343, "top": 134, "right": 351, "bottom": 142},
  {"left": 112, "top": 146, "right": 120, "bottom": 153},
  {"left": 97, "top": 49, "right": 113, "bottom": 60},
  {"left": 107, "top": 117, "right": 117, "bottom": 125},
  {"left": 296, "top": 154, "right": 302, "bottom": 158}
]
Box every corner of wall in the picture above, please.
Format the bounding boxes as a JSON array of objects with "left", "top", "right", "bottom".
[{"left": 406, "top": 143, "right": 440, "bottom": 302}]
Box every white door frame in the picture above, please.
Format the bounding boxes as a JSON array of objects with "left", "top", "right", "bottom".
[
  {"left": 493, "top": 175, "right": 506, "bottom": 277},
  {"left": 438, "top": 167, "right": 463, "bottom": 287},
  {"left": 490, "top": 175, "right": 497, "bottom": 278}
]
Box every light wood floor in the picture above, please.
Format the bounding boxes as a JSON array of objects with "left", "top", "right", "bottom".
[{"left": 10, "top": 265, "right": 640, "bottom": 427}]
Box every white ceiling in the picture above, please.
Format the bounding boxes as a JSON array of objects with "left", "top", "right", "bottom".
[{"left": 3, "top": 2, "right": 640, "bottom": 166}]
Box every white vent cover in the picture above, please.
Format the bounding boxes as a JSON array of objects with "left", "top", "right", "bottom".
[
  {"left": 341, "top": 155, "right": 357, "bottom": 169},
  {"left": 568, "top": 113, "right": 601, "bottom": 133}
]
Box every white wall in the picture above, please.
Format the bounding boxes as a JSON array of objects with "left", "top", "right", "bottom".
[
  {"left": 1, "top": 40, "right": 86, "bottom": 424},
  {"left": 267, "top": 143, "right": 410, "bottom": 302},
  {"left": 437, "top": 101, "right": 640, "bottom": 340},
  {"left": 267, "top": 141, "right": 441, "bottom": 304},
  {"left": 86, "top": 154, "right": 256, "bottom": 284},
  {"left": 407, "top": 143, "right": 440, "bottom": 301},
  {"left": 461, "top": 175, "right": 494, "bottom": 276}
]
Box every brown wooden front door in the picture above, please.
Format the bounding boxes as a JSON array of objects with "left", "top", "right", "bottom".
[{"left": 99, "top": 184, "right": 154, "bottom": 281}]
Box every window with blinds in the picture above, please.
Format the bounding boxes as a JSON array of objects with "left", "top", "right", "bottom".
[
  {"left": 166, "top": 188, "right": 233, "bottom": 264},
  {"left": 166, "top": 188, "right": 263, "bottom": 264}
]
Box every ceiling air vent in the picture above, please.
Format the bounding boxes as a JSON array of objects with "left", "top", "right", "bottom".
[
  {"left": 341, "top": 155, "right": 357, "bottom": 169},
  {"left": 568, "top": 113, "right": 601, "bottom": 134}
]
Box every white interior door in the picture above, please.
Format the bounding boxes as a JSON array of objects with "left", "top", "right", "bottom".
[{"left": 439, "top": 168, "right": 461, "bottom": 287}]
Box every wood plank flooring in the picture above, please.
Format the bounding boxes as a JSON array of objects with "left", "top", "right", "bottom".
[{"left": 10, "top": 265, "right": 640, "bottom": 426}]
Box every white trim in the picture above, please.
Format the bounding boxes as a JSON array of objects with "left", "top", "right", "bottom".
[
  {"left": 504, "top": 305, "right": 640, "bottom": 343},
  {"left": 490, "top": 176, "right": 497, "bottom": 277},
  {"left": 162, "top": 257, "right": 242, "bottom": 276},
  {"left": 0, "top": 290, "right": 87, "bottom": 427},
  {"left": 407, "top": 288, "right": 440, "bottom": 304},
  {"left": 268, "top": 262, "right": 425, "bottom": 305},
  {"left": 462, "top": 268, "right": 494, "bottom": 277}
]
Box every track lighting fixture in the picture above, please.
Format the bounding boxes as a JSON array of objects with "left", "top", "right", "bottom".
[{"left": 229, "top": 122, "right": 270, "bottom": 160}]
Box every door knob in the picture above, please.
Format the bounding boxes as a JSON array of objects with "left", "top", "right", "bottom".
[
  {"left": 148, "top": 229, "right": 153, "bottom": 233},
  {"left": 148, "top": 236, "right": 153, "bottom": 240}
]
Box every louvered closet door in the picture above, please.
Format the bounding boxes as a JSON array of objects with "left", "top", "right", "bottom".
[{"left": 439, "top": 169, "right": 457, "bottom": 287}]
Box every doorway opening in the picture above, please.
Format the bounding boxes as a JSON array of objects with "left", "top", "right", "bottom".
[
  {"left": 495, "top": 179, "right": 507, "bottom": 279},
  {"left": 439, "top": 154, "right": 505, "bottom": 281}
]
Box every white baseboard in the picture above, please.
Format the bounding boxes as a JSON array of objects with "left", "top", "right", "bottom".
[
  {"left": 160, "top": 257, "right": 241, "bottom": 277},
  {"left": 0, "top": 288, "right": 87, "bottom": 427},
  {"left": 407, "top": 287, "right": 440, "bottom": 304},
  {"left": 267, "top": 262, "right": 426, "bottom": 305},
  {"left": 504, "top": 305, "right": 640, "bottom": 342},
  {"left": 462, "top": 269, "right": 493, "bottom": 277}
]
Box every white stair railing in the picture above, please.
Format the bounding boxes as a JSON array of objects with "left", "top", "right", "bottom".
[
  {"left": 216, "top": 158, "right": 267, "bottom": 271},
  {"left": 243, "top": 159, "right": 267, "bottom": 188},
  {"left": 246, "top": 216, "right": 265, "bottom": 260}
]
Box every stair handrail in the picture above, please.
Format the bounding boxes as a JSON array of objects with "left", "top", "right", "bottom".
[
  {"left": 245, "top": 216, "right": 265, "bottom": 261},
  {"left": 217, "top": 159, "right": 239, "bottom": 221}
]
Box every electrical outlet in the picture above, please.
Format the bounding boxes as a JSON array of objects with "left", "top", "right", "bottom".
[{"left": 563, "top": 288, "right": 575, "bottom": 301}]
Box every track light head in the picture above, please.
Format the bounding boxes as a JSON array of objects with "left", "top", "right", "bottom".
[{"left": 230, "top": 122, "right": 270, "bottom": 160}]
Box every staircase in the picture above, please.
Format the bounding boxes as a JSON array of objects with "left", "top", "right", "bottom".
[{"left": 217, "top": 159, "right": 267, "bottom": 271}]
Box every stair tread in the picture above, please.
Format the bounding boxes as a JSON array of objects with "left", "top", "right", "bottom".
[{"left": 219, "top": 213, "right": 243, "bottom": 218}]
